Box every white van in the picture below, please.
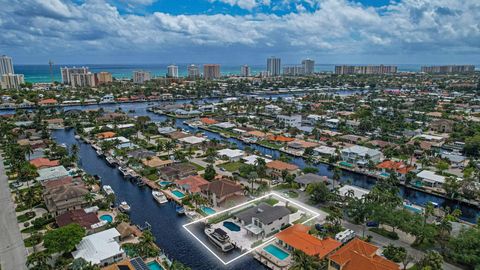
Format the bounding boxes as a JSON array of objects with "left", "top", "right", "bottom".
[{"left": 335, "top": 229, "right": 356, "bottom": 243}]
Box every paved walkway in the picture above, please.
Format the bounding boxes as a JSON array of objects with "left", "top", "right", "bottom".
[{"left": 0, "top": 154, "right": 27, "bottom": 270}]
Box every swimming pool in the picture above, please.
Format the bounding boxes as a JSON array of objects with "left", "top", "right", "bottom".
[
  {"left": 99, "top": 214, "right": 113, "bottom": 223},
  {"left": 223, "top": 221, "right": 240, "bottom": 232},
  {"left": 201, "top": 206, "right": 216, "bottom": 216},
  {"left": 380, "top": 172, "right": 390, "bottom": 178},
  {"left": 159, "top": 181, "right": 172, "bottom": 187},
  {"left": 263, "top": 244, "right": 289, "bottom": 260},
  {"left": 147, "top": 261, "right": 164, "bottom": 270},
  {"left": 171, "top": 190, "right": 185, "bottom": 199}
]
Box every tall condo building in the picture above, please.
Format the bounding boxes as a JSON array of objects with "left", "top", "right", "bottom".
[
  {"left": 187, "top": 64, "right": 200, "bottom": 79},
  {"left": 70, "top": 73, "right": 96, "bottom": 88},
  {"left": 267, "top": 57, "right": 281, "bottom": 76},
  {"left": 0, "top": 55, "right": 14, "bottom": 75},
  {"left": 0, "top": 55, "right": 24, "bottom": 89},
  {"left": 335, "top": 65, "right": 397, "bottom": 75},
  {"left": 421, "top": 65, "right": 475, "bottom": 74},
  {"left": 167, "top": 65, "right": 179, "bottom": 78},
  {"left": 283, "top": 66, "right": 305, "bottom": 76},
  {"left": 95, "top": 72, "right": 113, "bottom": 85},
  {"left": 203, "top": 64, "right": 220, "bottom": 80},
  {"left": 240, "top": 65, "right": 250, "bottom": 77},
  {"left": 133, "top": 70, "right": 151, "bottom": 84},
  {"left": 302, "top": 59, "right": 315, "bottom": 75},
  {"left": 60, "top": 67, "right": 90, "bottom": 85}
]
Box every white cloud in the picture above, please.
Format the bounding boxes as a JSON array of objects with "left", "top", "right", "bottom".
[{"left": 0, "top": 0, "right": 478, "bottom": 63}]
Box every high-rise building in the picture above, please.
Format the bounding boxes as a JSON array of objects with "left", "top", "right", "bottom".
[
  {"left": 240, "top": 65, "right": 250, "bottom": 77},
  {"left": 60, "top": 67, "right": 89, "bottom": 85},
  {"left": 267, "top": 57, "right": 281, "bottom": 76},
  {"left": 302, "top": 59, "right": 315, "bottom": 75},
  {"left": 421, "top": 65, "right": 475, "bottom": 73},
  {"left": 70, "top": 73, "right": 96, "bottom": 88},
  {"left": 133, "top": 70, "right": 151, "bottom": 84},
  {"left": 0, "top": 55, "right": 14, "bottom": 75},
  {"left": 203, "top": 64, "right": 220, "bottom": 80},
  {"left": 187, "top": 64, "right": 200, "bottom": 79},
  {"left": 167, "top": 65, "right": 179, "bottom": 78},
  {"left": 335, "top": 65, "right": 397, "bottom": 75},
  {"left": 283, "top": 66, "right": 305, "bottom": 76},
  {"left": 95, "top": 72, "right": 113, "bottom": 85},
  {"left": 0, "top": 55, "right": 25, "bottom": 89}
]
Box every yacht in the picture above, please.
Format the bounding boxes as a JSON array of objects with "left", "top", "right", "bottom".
[
  {"left": 175, "top": 205, "right": 185, "bottom": 215},
  {"left": 205, "top": 227, "right": 234, "bottom": 252},
  {"left": 102, "top": 185, "right": 115, "bottom": 196},
  {"left": 118, "top": 201, "right": 131, "bottom": 213},
  {"left": 105, "top": 156, "right": 117, "bottom": 166},
  {"left": 99, "top": 94, "right": 115, "bottom": 104},
  {"left": 74, "top": 135, "right": 81, "bottom": 140},
  {"left": 152, "top": 191, "right": 168, "bottom": 204}
]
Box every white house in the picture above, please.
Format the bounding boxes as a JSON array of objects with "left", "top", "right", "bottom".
[
  {"left": 341, "top": 145, "right": 382, "bottom": 166},
  {"left": 234, "top": 202, "right": 291, "bottom": 238},
  {"left": 242, "top": 155, "right": 272, "bottom": 165},
  {"left": 338, "top": 185, "right": 370, "bottom": 199},
  {"left": 265, "top": 104, "right": 282, "bottom": 114},
  {"left": 277, "top": 115, "right": 302, "bottom": 128},
  {"left": 416, "top": 170, "right": 446, "bottom": 187},
  {"left": 72, "top": 228, "right": 125, "bottom": 267},
  {"left": 313, "top": 146, "right": 337, "bottom": 157},
  {"left": 306, "top": 114, "right": 325, "bottom": 125},
  {"left": 217, "top": 148, "right": 245, "bottom": 161},
  {"left": 325, "top": 118, "right": 340, "bottom": 129},
  {"left": 178, "top": 136, "right": 208, "bottom": 145}
]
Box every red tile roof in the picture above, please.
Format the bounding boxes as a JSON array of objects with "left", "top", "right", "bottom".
[
  {"left": 267, "top": 135, "right": 295, "bottom": 142},
  {"left": 329, "top": 238, "right": 399, "bottom": 270},
  {"left": 200, "top": 118, "right": 218, "bottom": 125},
  {"left": 199, "top": 179, "right": 243, "bottom": 197},
  {"left": 175, "top": 175, "right": 209, "bottom": 193},
  {"left": 266, "top": 160, "right": 299, "bottom": 171},
  {"left": 56, "top": 209, "right": 99, "bottom": 229},
  {"left": 30, "top": 158, "right": 60, "bottom": 169},
  {"left": 276, "top": 224, "right": 341, "bottom": 258},
  {"left": 376, "top": 160, "right": 414, "bottom": 175}
]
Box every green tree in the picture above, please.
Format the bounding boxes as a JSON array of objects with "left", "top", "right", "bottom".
[
  {"left": 306, "top": 182, "right": 331, "bottom": 203},
  {"left": 417, "top": 251, "right": 443, "bottom": 270},
  {"left": 382, "top": 244, "right": 407, "bottom": 263},
  {"left": 204, "top": 164, "right": 216, "bottom": 181},
  {"left": 43, "top": 224, "right": 85, "bottom": 254},
  {"left": 435, "top": 160, "right": 449, "bottom": 175},
  {"left": 290, "top": 250, "right": 320, "bottom": 270},
  {"left": 447, "top": 226, "right": 480, "bottom": 269}
]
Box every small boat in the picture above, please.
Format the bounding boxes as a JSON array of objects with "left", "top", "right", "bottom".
[
  {"left": 74, "top": 135, "right": 81, "bottom": 140},
  {"left": 118, "top": 201, "right": 131, "bottom": 213},
  {"left": 96, "top": 149, "right": 104, "bottom": 157},
  {"left": 105, "top": 156, "right": 117, "bottom": 166},
  {"left": 102, "top": 185, "right": 115, "bottom": 195},
  {"left": 175, "top": 205, "right": 185, "bottom": 215},
  {"left": 152, "top": 191, "right": 168, "bottom": 204},
  {"left": 137, "top": 179, "right": 146, "bottom": 187},
  {"left": 205, "top": 227, "right": 234, "bottom": 252}
]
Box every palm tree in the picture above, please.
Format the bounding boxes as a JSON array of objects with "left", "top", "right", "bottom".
[
  {"left": 290, "top": 250, "right": 320, "bottom": 270},
  {"left": 84, "top": 193, "right": 95, "bottom": 206},
  {"left": 27, "top": 251, "right": 52, "bottom": 270}
]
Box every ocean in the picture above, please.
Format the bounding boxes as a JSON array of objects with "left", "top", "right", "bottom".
[{"left": 14, "top": 64, "right": 423, "bottom": 83}]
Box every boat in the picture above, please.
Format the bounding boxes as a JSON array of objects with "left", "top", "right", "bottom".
[
  {"left": 152, "top": 191, "right": 168, "bottom": 204},
  {"left": 105, "top": 156, "right": 117, "bottom": 166},
  {"left": 118, "top": 201, "right": 131, "bottom": 213},
  {"left": 175, "top": 205, "right": 185, "bottom": 215},
  {"left": 102, "top": 185, "right": 115, "bottom": 195},
  {"left": 205, "top": 227, "right": 234, "bottom": 252},
  {"left": 136, "top": 178, "right": 146, "bottom": 187},
  {"left": 96, "top": 149, "right": 104, "bottom": 157},
  {"left": 74, "top": 135, "right": 81, "bottom": 139}
]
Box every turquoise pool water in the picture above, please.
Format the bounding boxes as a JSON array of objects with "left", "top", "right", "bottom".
[
  {"left": 201, "top": 206, "right": 216, "bottom": 216},
  {"left": 147, "top": 261, "right": 164, "bottom": 270},
  {"left": 380, "top": 172, "right": 390, "bottom": 178},
  {"left": 99, "top": 214, "right": 113, "bottom": 223},
  {"left": 404, "top": 204, "right": 423, "bottom": 213},
  {"left": 172, "top": 190, "right": 185, "bottom": 199},
  {"left": 223, "top": 221, "right": 240, "bottom": 232},
  {"left": 159, "top": 181, "right": 172, "bottom": 186},
  {"left": 264, "top": 244, "right": 289, "bottom": 260}
]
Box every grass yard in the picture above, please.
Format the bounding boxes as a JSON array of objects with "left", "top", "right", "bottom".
[
  {"left": 189, "top": 162, "right": 205, "bottom": 172},
  {"left": 258, "top": 140, "right": 282, "bottom": 149},
  {"left": 218, "top": 161, "right": 243, "bottom": 172}
]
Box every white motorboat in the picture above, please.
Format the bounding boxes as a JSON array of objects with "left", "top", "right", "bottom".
[
  {"left": 102, "top": 185, "right": 115, "bottom": 195},
  {"left": 74, "top": 135, "right": 81, "bottom": 139},
  {"left": 205, "top": 227, "right": 234, "bottom": 252},
  {"left": 105, "top": 156, "right": 117, "bottom": 166},
  {"left": 118, "top": 201, "right": 131, "bottom": 213},
  {"left": 152, "top": 191, "right": 168, "bottom": 204}
]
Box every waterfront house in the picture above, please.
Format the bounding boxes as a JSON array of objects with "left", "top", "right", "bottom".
[
  {"left": 265, "top": 104, "right": 282, "bottom": 114},
  {"left": 294, "top": 173, "right": 330, "bottom": 189},
  {"left": 175, "top": 175, "right": 210, "bottom": 195},
  {"left": 178, "top": 136, "right": 208, "bottom": 145},
  {"left": 242, "top": 155, "right": 272, "bottom": 165},
  {"left": 43, "top": 180, "right": 89, "bottom": 216},
  {"left": 199, "top": 179, "right": 244, "bottom": 207},
  {"left": 416, "top": 170, "right": 446, "bottom": 187},
  {"left": 158, "top": 163, "right": 197, "bottom": 181},
  {"left": 276, "top": 224, "right": 341, "bottom": 259},
  {"left": 266, "top": 160, "right": 300, "bottom": 179},
  {"left": 286, "top": 140, "right": 319, "bottom": 152},
  {"left": 328, "top": 238, "right": 399, "bottom": 270},
  {"left": 313, "top": 145, "right": 337, "bottom": 157},
  {"left": 157, "top": 126, "right": 177, "bottom": 135},
  {"left": 217, "top": 148, "right": 245, "bottom": 161},
  {"left": 142, "top": 156, "right": 173, "bottom": 168},
  {"left": 200, "top": 117, "right": 218, "bottom": 125},
  {"left": 376, "top": 160, "right": 414, "bottom": 179},
  {"left": 36, "top": 165, "right": 70, "bottom": 183},
  {"left": 338, "top": 185, "right": 370, "bottom": 200},
  {"left": 340, "top": 145, "right": 382, "bottom": 167},
  {"left": 55, "top": 209, "right": 100, "bottom": 230},
  {"left": 277, "top": 115, "right": 302, "bottom": 128},
  {"left": 30, "top": 157, "right": 60, "bottom": 169},
  {"left": 126, "top": 149, "right": 155, "bottom": 159},
  {"left": 72, "top": 228, "right": 125, "bottom": 267},
  {"left": 233, "top": 202, "right": 291, "bottom": 238}
]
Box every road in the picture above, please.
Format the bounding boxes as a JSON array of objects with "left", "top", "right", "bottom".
[
  {"left": 0, "top": 154, "right": 27, "bottom": 270},
  {"left": 188, "top": 157, "right": 233, "bottom": 177}
]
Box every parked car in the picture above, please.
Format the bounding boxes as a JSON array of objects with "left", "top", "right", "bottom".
[{"left": 366, "top": 221, "right": 379, "bottom": 227}]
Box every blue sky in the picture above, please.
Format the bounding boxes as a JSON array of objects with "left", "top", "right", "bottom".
[{"left": 0, "top": 0, "right": 479, "bottom": 65}]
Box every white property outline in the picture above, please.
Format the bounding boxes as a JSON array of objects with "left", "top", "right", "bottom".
[{"left": 182, "top": 192, "right": 321, "bottom": 265}]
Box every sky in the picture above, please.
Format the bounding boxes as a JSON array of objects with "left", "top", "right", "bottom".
[{"left": 0, "top": 0, "right": 479, "bottom": 65}]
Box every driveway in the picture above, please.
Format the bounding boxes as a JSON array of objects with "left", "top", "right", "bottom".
[{"left": 0, "top": 154, "right": 27, "bottom": 270}]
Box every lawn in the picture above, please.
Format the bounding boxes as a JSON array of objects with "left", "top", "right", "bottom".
[
  {"left": 258, "top": 140, "right": 282, "bottom": 149},
  {"left": 189, "top": 162, "right": 205, "bottom": 172},
  {"left": 218, "top": 161, "right": 243, "bottom": 172}
]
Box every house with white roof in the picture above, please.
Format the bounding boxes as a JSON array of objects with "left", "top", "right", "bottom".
[
  {"left": 217, "top": 148, "right": 245, "bottom": 161},
  {"left": 416, "top": 170, "right": 446, "bottom": 187},
  {"left": 72, "top": 228, "right": 125, "bottom": 267},
  {"left": 178, "top": 136, "right": 208, "bottom": 145},
  {"left": 242, "top": 155, "right": 272, "bottom": 165},
  {"left": 313, "top": 145, "right": 337, "bottom": 157},
  {"left": 325, "top": 118, "right": 340, "bottom": 129},
  {"left": 338, "top": 185, "right": 370, "bottom": 199},
  {"left": 277, "top": 115, "right": 302, "bottom": 128},
  {"left": 36, "top": 165, "right": 69, "bottom": 183},
  {"left": 341, "top": 145, "right": 382, "bottom": 166}
]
